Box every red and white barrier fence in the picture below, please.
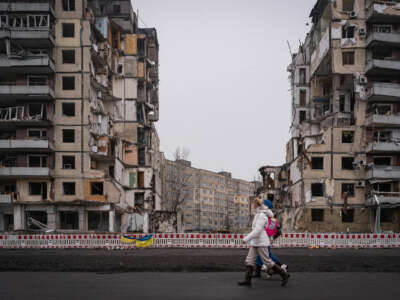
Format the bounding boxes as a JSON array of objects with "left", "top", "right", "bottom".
[{"left": 0, "top": 233, "right": 399, "bottom": 249}]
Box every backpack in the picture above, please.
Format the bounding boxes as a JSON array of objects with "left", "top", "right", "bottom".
[{"left": 265, "top": 217, "right": 279, "bottom": 237}]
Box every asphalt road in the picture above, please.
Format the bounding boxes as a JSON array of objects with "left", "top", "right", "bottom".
[
  {"left": 0, "top": 272, "right": 399, "bottom": 300},
  {"left": 1, "top": 248, "right": 400, "bottom": 272}
]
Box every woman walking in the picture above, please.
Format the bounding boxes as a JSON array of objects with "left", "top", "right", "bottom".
[{"left": 238, "top": 197, "right": 290, "bottom": 287}]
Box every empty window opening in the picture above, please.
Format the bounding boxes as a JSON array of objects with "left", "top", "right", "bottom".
[
  {"left": 374, "top": 156, "right": 391, "bottom": 166},
  {"left": 372, "top": 49, "right": 392, "bottom": 60},
  {"left": 138, "top": 39, "right": 145, "bottom": 56},
  {"left": 91, "top": 182, "right": 103, "bottom": 195},
  {"left": 62, "top": 0, "right": 75, "bottom": 11},
  {"left": 62, "top": 156, "right": 75, "bottom": 169},
  {"left": 311, "top": 209, "right": 324, "bottom": 222},
  {"left": 62, "top": 102, "right": 75, "bottom": 116},
  {"left": 381, "top": 209, "right": 394, "bottom": 223},
  {"left": 2, "top": 156, "right": 16, "bottom": 167},
  {"left": 138, "top": 149, "right": 145, "bottom": 166},
  {"left": 135, "top": 192, "right": 145, "bottom": 208},
  {"left": 26, "top": 211, "right": 47, "bottom": 229},
  {"left": 373, "top": 131, "right": 391, "bottom": 143},
  {"left": 29, "top": 182, "right": 47, "bottom": 199},
  {"left": 28, "top": 103, "right": 46, "bottom": 119},
  {"left": 113, "top": 4, "right": 121, "bottom": 13},
  {"left": 342, "top": 131, "right": 354, "bottom": 143},
  {"left": 88, "top": 211, "right": 109, "bottom": 231},
  {"left": 342, "top": 25, "right": 355, "bottom": 38},
  {"left": 342, "top": 0, "right": 355, "bottom": 12},
  {"left": 62, "top": 76, "right": 75, "bottom": 90},
  {"left": 63, "top": 182, "right": 76, "bottom": 195},
  {"left": 62, "top": 23, "right": 75, "bottom": 38},
  {"left": 62, "top": 129, "right": 75, "bottom": 143},
  {"left": 109, "top": 165, "right": 114, "bottom": 178},
  {"left": 372, "top": 183, "right": 391, "bottom": 193},
  {"left": 299, "top": 68, "right": 306, "bottom": 84},
  {"left": 59, "top": 211, "right": 78, "bottom": 230},
  {"left": 342, "top": 209, "right": 354, "bottom": 223},
  {"left": 339, "top": 95, "right": 346, "bottom": 112},
  {"left": 300, "top": 90, "right": 306, "bottom": 106},
  {"left": 28, "top": 155, "right": 47, "bottom": 168},
  {"left": 342, "top": 51, "right": 355, "bottom": 65},
  {"left": 342, "top": 183, "right": 355, "bottom": 197},
  {"left": 138, "top": 171, "right": 145, "bottom": 188},
  {"left": 311, "top": 183, "right": 324, "bottom": 197},
  {"left": 117, "top": 64, "right": 123, "bottom": 74},
  {"left": 28, "top": 129, "right": 47, "bottom": 138},
  {"left": 372, "top": 104, "right": 391, "bottom": 115},
  {"left": 373, "top": 25, "right": 392, "bottom": 34},
  {"left": 62, "top": 50, "right": 75, "bottom": 64},
  {"left": 28, "top": 76, "right": 47, "bottom": 86},
  {"left": 311, "top": 157, "right": 324, "bottom": 170},
  {"left": 342, "top": 157, "right": 354, "bottom": 170},
  {"left": 299, "top": 110, "right": 306, "bottom": 123}
]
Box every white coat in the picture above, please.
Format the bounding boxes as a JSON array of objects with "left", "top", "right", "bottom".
[{"left": 243, "top": 205, "right": 274, "bottom": 247}]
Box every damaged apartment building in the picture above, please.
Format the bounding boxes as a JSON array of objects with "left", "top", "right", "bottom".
[
  {"left": 264, "top": 0, "right": 400, "bottom": 232},
  {"left": 0, "top": 0, "right": 161, "bottom": 233},
  {"left": 162, "top": 159, "right": 256, "bottom": 233}
]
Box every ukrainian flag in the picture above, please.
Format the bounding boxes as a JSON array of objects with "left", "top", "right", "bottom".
[
  {"left": 121, "top": 234, "right": 154, "bottom": 248},
  {"left": 135, "top": 234, "right": 154, "bottom": 248}
]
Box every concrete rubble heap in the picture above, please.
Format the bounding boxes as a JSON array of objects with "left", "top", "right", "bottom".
[
  {"left": 259, "top": 0, "right": 400, "bottom": 232},
  {"left": 0, "top": 0, "right": 162, "bottom": 233}
]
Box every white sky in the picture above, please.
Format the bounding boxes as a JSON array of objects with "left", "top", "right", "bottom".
[{"left": 133, "top": 0, "right": 316, "bottom": 181}]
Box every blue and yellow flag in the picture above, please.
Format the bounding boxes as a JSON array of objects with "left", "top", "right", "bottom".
[{"left": 121, "top": 234, "right": 153, "bottom": 248}]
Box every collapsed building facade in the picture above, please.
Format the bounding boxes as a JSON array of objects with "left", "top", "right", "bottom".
[
  {"left": 0, "top": 0, "right": 161, "bottom": 233},
  {"left": 262, "top": 0, "right": 400, "bottom": 232},
  {"left": 163, "top": 159, "right": 256, "bottom": 233}
]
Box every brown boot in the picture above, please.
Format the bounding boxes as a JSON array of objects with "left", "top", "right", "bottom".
[
  {"left": 237, "top": 265, "right": 253, "bottom": 286},
  {"left": 253, "top": 265, "right": 261, "bottom": 278},
  {"left": 272, "top": 265, "right": 290, "bottom": 287}
]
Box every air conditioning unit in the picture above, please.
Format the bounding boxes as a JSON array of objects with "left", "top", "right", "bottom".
[
  {"left": 356, "top": 181, "right": 365, "bottom": 188},
  {"left": 349, "top": 11, "right": 357, "bottom": 18},
  {"left": 359, "top": 75, "right": 367, "bottom": 85},
  {"left": 359, "top": 28, "right": 366, "bottom": 36}
]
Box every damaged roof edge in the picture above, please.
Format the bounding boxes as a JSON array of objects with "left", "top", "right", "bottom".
[{"left": 309, "top": 0, "right": 330, "bottom": 24}]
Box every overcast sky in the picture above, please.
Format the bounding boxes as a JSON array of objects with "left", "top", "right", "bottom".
[{"left": 133, "top": 0, "right": 316, "bottom": 181}]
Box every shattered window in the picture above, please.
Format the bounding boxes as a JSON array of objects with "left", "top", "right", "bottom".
[
  {"left": 342, "top": 131, "right": 354, "bottom": 143},
  {"left": 311, "top": 209, "right": 324, "bottom": 222},
  {"left": 339, "top": 95, "right": 345, "bottom": 112},
  {"left": 113, "top": 4, "right": 121, "bottom": 13},
  {"left": 311, "top": 183, "right": 323, "bottom": 197},
  {"left": 299, "top": 111, "right": 306, "bottom": 123},
  {"left": 62, "top": 156, "right": 75, "bottom": 169},
  {"left": 63, "top": 182, "right": 76, "bottom": 196},
  {"left": 91, "top": 182, "right": 103, "bottom": 195},
  {"left": 62, "top": 103, "right": 75, "bottom": 116},
  {"left": 60, "top": 211, "right": 79, "bottom": 229},
  {"left": 342, "top": 157, "right": 354, "bottom": 170},
  {"left": 341, "top": 209, "right": 354, "bottom": 223},
  {"left": 342, "top": 25, "right": 355, "bottom": 38},
  {"left": 311, "top": 157, "right": 324, "bottom": 170},
  {"left": 342, "top": 183, "right": 355, "bottom": 197},
  {"left": 62, "top": 129, "right": 75, "bottom": 143},
  {"left": 381, "top": 209, "right": 394, "bottom": 223}
]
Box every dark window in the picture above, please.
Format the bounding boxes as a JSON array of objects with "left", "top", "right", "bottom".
[
  {"left": 339, "top": 95, "right": 345, "bottom": 112},
  {"left": 372, "top": 49, "right": 392, "bottom": 60},
  {"left": 28, "top": 129, "right": 46, "bottom": 138},
  {"left": 372, "top": 183, "right": 391, "bottom": 193},
  {"left": 138, "top": 171, "right": 144, "bottom": 188},
  {"left": 381, "top": 209, "right": 394, "bottom": 223},
  {"left": 109, "top": 165, "right": 114, "bottom": 178},
  {"left": 311, "top": 183, "right": 324, "bottom": 197},
  {"left": 300, "top": 90, "right": 306, "bottom": 106},
  {"left": 63, "top": 182, "right": 75, "bottom": 195},
  {"left": 28, "top": 156, "right": 47, "bottom": 167},
  {"left": 342, "top": 25, "right": 355, "bottom": 38},
  {"left": 374, "top": 157, "right": 391, "bottom": 166},
  {"left": 342, "top": 0, "right": 355, "bottom": 12},
  {"left": 299, "top": 68, "right": 306, "bottom": 84},
  {"left": 299, "top": 111, "right": 306, "bottom": 123},
  {"left": 138, "top": 39, "right": 145, "bottom": 56},
  {"left": 342, "top": 51, "right": 355, "bottom": 65},
  {"left": 62, "top": 50, "right": 75, "bottom": 64},
  {"left": 113, "top": 4, "right": 121, "bottom": 13},
  {"left": 29, "top": 182, "right": 46, "bottom": 196},
  {"left": 62, "top": 129, "right": 75, "bottom": 143},
  {"left": 342, "top": 131, "right": 354, "bottom": 143},
  {"left": 342, "top": 157, "right": 354, "bottom": 170},
  {"left": 311, "top": 209, "right": 324, "bottom": 222},
  {"left": 28, "top": 76, "right": 47, "bottom": 86},
  {"left": 62, "top": 156, "right": 75, "bottom": 169},
  {"left": 62, "top": 23, "right": 75, "bottom": 38},
  {"left": 117, "top": 64, "right": 123, "bottom": 74},
  {"left": 62, "top": 103, "right": 75, "bottom": 116},
  {"left": 62, "top": 76, "right": 75, "bottom": 90},
  {"left": 62, "top": 0, "right": 75, "bottom": 11},
  {"left": 59, "top": 211, "right": 79, "bottom": 229},
  {"left": 311, "top": 157, "right": 324, "bottom": 170},
  {"left": 29, "top": 103, "right": 44, "bottom": 117},
  {"left": 91, "top": 182, "right": 103, "bottom": 195},
  {"left": 342, "top": 209, "right": 354, "bottom": 223},
  {"left": 342, "top": 183, "right": 355, "bottom": 197}
]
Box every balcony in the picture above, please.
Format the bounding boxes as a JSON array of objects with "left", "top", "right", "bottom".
[
  {"left": 366, "top": 82, "right": 400, "bottom": 102},
  {"left": 0, "top": 28, "right": 54, "bottom": 48},
  {"left": 0, "top": 139, "right": 52, "bottom": 152},
  {"left": 367, "top": 165, "right": 400, "bottom": 179},
  {"left": 0, "top": 1, "right": 54, "bottom": 14},
  {"left": 366, "top": 114, "right": 400, "bottom": 127},
  {"left": 0, "top": 85, "right": 55, "bottom": 102},
  {"left": 0, "top": 55, "right": 55, "bottom": 75},
  {"left": 0, "top": 167, "right": 50, "bottom": 178},
  {"left": 367, "top": 1, "right": 400, "bottom": 24},
  {"left": 366, "top": 142, "right": 400, "bottom": 153},
  {"left": 366, "top": 32, "right": 400, "bottom": 48},
  {"left": 366, "top": 59, "right": 400, "bottom": 76}
]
